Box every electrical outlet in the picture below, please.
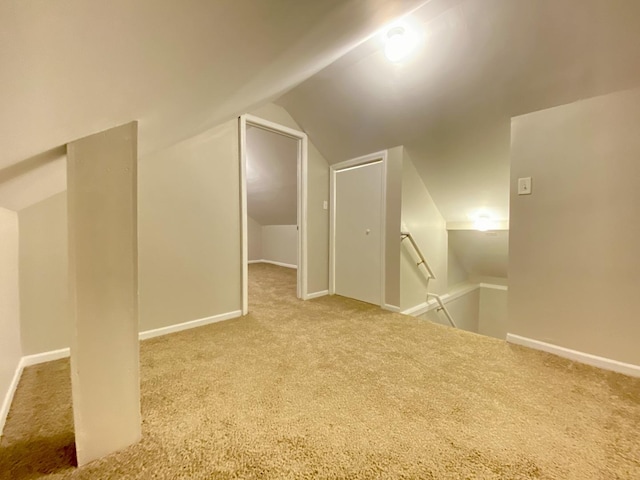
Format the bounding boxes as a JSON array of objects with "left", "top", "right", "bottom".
[{"left": 518, "top": 177, "right": 532, "bottom": 195}]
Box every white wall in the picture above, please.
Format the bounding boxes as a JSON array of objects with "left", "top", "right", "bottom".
[
  {"left": 261, "top": 225, "right": 297, "bottom": 267},
  {"left": 478, "top": 286, "right": 508, "bottom": 340},
  {"left": 138, "top": 119, "right": 241, "bottom": 331},
  {"left": 0, "top": 207, "right": 21, "bottom": 435},
  {"left": 510, "top": 86, "right": 640, "bottom": 366},
  {"left": 247, "top": 216, "right": 262, "bottom": 262},
  {"left": 400, "top": 151, "right": 448, "bottom": 311}
]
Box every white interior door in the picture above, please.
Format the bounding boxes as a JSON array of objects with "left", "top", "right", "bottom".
[{"left": 334, "top": 161, "right": 383, "bottom": 305}]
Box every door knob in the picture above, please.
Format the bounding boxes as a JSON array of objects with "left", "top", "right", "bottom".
[{"left": 365, "top": 229, "right": 371, "bottom": 235}]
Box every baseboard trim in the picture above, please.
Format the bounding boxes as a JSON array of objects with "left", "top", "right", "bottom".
[
  {"left": 506, "top": 334, "right": 640, "bottom": 378},
  {"left": 401, "top": 284, "right": 480, "bottom": 316},
  {"left": 252, "top": 259, "right": 297, "bottom": 269},
  {"left": 247, "top": 260, "right": 262, "bottom": 264},
  {"left": 0, "top": 358, "right": 24, "bottom": 436},
  {"left": 306, "top": 290, "right": 329, "bottom": 300},
  {"left": 480, "top": 283, "right": 508, "bottom": 291},
  {"left": 139, "top": 310, "right": 242, "bottom": 340},
  {"left": 22, "top": 347, "right": 71, "bottom": 367},
  {"left": 383, "top": 304, "right": 401, "bottom": 313},
  {"left": 1, "top": 309, "right": 242, "bottom": 435}
]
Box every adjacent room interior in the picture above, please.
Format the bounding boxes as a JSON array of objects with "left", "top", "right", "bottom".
[{"left": 1, "top": 0, "right": 639, "bottom": 478}]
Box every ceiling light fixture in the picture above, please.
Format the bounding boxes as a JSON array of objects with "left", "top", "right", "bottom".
[
  {"left": 473, "top": 215, "right": 494, "bottom": 232},
  {"left": 384, "top": 24, "right": 418, "bottom": 62}
]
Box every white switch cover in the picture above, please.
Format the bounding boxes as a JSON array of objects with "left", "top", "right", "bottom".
[
  {"left": 323, "top": 200, "right": 328, "bottom": 210},
  {"left": 518, "top": 177, "right": 532, "bottom": 195}
]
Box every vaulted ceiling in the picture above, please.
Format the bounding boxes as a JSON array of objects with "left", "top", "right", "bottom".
[
  {"left": 0, "top": 0, "right": 425, "bottom": 210},
  {"left": 277, "top": 0, "right": 640, "bottom": 223}
]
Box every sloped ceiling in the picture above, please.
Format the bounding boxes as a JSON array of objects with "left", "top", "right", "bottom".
[
  {"left": 0, "top": 0, "right": 427, "bottom": 211},
  {"left": 277, "top": 0, "right": 640, "bottom": 223},
  {"left": 246, "top": 126, "right": 297, "bottom": 226}
]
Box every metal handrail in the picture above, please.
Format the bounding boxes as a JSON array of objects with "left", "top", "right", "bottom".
[
  {"left": 400, "top": 231, "right": 436, "bottom": 279},
  {"left": 401, "top": 230, "right": 457, "bottom": 328}
]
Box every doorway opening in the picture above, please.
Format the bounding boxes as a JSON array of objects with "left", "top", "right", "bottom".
[{"left": 239, "top": 115, "right": 308, "bottom": 315}]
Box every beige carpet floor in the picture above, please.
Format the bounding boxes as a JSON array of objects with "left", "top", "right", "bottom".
[{"left": 1, "top": 263, "right": 639, "bottom": 479}]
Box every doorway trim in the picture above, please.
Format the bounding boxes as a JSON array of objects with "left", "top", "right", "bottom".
[
  {"left": 239, "top": 114, "right": 308, "bottom": 315},
  {"left": 329, "top": 150, "right": 388, "bottom": 307}
]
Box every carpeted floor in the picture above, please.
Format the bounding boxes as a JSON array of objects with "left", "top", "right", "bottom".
[{"left": 1, "top": 263, "right": 639, "bottom": 479}]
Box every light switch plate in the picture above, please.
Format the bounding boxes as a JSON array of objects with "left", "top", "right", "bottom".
[
  {"left": 518, "top": 177, "right": 532, "bottom": 195},
  {"left": 323, "top": 200, "right": 328, "bottom": 210}
]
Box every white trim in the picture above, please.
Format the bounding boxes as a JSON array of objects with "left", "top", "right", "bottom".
[
  {"left": 0, "top": 310, "right": 242, "bottom": 434},
  {"left": 306, "top": 290, "right": 329, "bottom": 299},
  {"left": 330, "top": 150, "right": 388, "bottom": 308},
  {"left": 239, "top": 116, "right": 249, "bottom": 315},
  {"left": 383, "top": 304, "right": 401, "bottom": 313},
  {"left": 506, "top": 334, "right": 640, "bottom": 378},
  {"left": 139, "top": 310, "right": 242, "bottom": 340},
  {"left": 447, "top": 220, "right": 509, "bottom": 231},
  {"left": 401, "top": 284, "right": 481, "bottom": 316},
  {"left": 0, "top": 359, "right": 24, "bottom": 436},
  {"left": 250, "top": 259, "right": 297, "bottom": 269},
  {"left": 22, "top": 347, "right": 70, "bottom": 366},
  {"left": 479, "top": 283, "right": 508, "bottom": 291},
  {"left": 247, "top": 260, "right": 262, "bottom": 264},
  {"left": 239, "top": 115, "right": 308, "bottom": 311}
]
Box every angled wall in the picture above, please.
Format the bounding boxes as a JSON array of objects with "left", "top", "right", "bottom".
[{"left": 400, "top": 151, "right": 448, "bottom": 311}]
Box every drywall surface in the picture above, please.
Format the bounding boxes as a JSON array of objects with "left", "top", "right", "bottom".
[
  {"left": 246, "top": 126, "right": 298, "bottom": 226},
  {"left": 249, "top": 103, "right": 329, "bottom": 294},
  {"left": 479, "top": 287, "right": 508, "bottom": 340},
  {"left": 248, "top": 216, "right": 262, "bottom": 262},
  {"left": 17, "top": 120, "right": 242, "bottom": 354},
  {"left": 67, "top": 121, "right": 140, "bottom": 465},
  {"left": 262, "top": 225, "right": 297, "bottom": 267},
  {"left": 400, "top": 151, "right": 448, "bottom": 311},
  {"left": 139, "top": 119, "right": 241, "bottom": 331},
  {"left": 0, "top": 207, "right": 21, "bottom": 435},
  {"left": 18, "top": 192, "right": 69, "bottom": 355},
  {"left": 509, "top": 86, "right": 640, "bottom": 365},
  {"left": 385, "top": 146, "right": 403, "bottom": 309},
  {"left": 447, "top": 246, "right": 468, "bottom": 288},
  {"left": 448, "top": 230, "right": 509, "bottom": 279}
]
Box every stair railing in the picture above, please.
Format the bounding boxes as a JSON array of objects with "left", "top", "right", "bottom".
[{"left": 401, "top": 231, "right": 458, "bottom": 328}]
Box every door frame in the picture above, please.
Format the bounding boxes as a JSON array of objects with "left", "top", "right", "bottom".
[
  {"left": 239, "top": 114, "right": 308, "bottom": 315},
  {"left": 329, "top": 150, "right": 388, "bottom": 307}
]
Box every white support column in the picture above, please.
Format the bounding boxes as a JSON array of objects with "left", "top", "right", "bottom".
[{"left": 67, "top": 121, "right": 141, "bottom": 466}]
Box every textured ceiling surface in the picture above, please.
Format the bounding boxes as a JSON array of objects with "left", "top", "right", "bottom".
[
  {"left": 0, "top": 0, "right": 425, "bottom": 210},
  {"left": 277, "top": 0, "right": 640, "bottom": 223}
]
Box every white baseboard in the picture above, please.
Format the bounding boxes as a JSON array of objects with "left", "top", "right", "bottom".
[
  {"left": 247, "top": 260, "right": 262, "bottom": 264},
  {"left": 480, "top": 283, "right": 508, "bottom": 291},
  {"left": 0, "top": 358, "right": 24, "bottom": 436},
  {"left": 383, "top": 304, "right": 401, "bottom": 313},
  {"left": 506, "top": 334, "right": 640, "bottom": 378},
  {"left": 138, "top": 310, "right": 242, "bottom": 340},
  {"left": 401, "top": 283, "right": 480, "bottom": 316},
  {"left": 22, "top": 347, "right": 71, "bottom": 367},
  {"left": 305, "top": 290, "right": 329, "bottom": 300},
  {"left": 0, "top": 309, "right": 243, "bottom": 434},
  {"left": 250, "top": 259, "right": 297, "bottom": 269}
]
